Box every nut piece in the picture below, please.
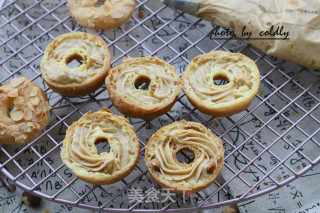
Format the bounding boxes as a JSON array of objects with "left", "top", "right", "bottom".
[
  {"left": 7, "top": 88, "right": 19, "bottom": 97},
  {"left": 15, "top": 134, "right": 27, "bottom": 143},
  {"left": 151, "top": 158, "right": 161, "bottom": 172},
  {"left": 30, "top": 97, "right": 40, "bottom": 105},
  {"left": 24, "top": 108, "right": 33, "bottom": 121},
  {"left": 27, "top": 102, "right": 35, "bottom": 111},
  {"left": 138, "top": 10, "right": 144, "bottom": 19},
  {"left": 30, "top": 87, "right": 38, "bottom": 97},
  {"left": 10, "top": 109, "right": 24, "bottom": 121},
  {"left": 207, "top": 161, "right": 216, "bottom": 173},
  {"left": 22, "top": 191, "right": 41, "bottom": 207},
  {"left": 14, "top": 96, "right": 24, "bottom": 104},
  {"left": 222, "top": 204, "right": 239, "bottom": 213},
  {"left": 10, "top": 78, "right": 25, "bottom": 88},
  {"left": 34, "top": 111, "right": 45, "bottom": 122}
]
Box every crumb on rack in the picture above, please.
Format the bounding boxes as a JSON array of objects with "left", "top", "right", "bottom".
[
  {"left": 264, "top": 181, "right": 268, "bottom": 185},
  {"left": 42, "top": 210, "right": 50, "bottom": 213},
  {"left": 277, "top": 175, "right": 282, "bottom": 180},
  {"left": 212, "top": 119, "right": 219, "bottom": 125},
  {"left": 297, "top": 165, "right": 301, "bottom": 169},
  {"left": 222, "top": 204, "right": 239, "bottom": 213},
  {"left": 231, "top": 40, "right": 238, "bottom": 47},
  {"left": 138, "top": 10, "right": 144, "bottom": 19},
  {"left": 254, "top": 120, "right": 260, "bottom": 127}
]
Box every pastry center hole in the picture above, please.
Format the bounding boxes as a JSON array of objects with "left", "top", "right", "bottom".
[
  {"left": 95, "top": 0, "right": 105, "bottom": 7},
  {"left": 95, "top": 138, "right": 110, "bottom": 154},
  {"left": 134, "top": 76, "right": 151, "bottom": 90},
  {"left": 7, "top": 105, "right": 14, "bottom": 117},
  {"left": 66, "top": 54, "right": 83, "bottom": 69},
  {"left": 213, "top": 74, "right": 229, "bottom": 86},
  {"left": 176, "top": 149, "right": 195, "bottom": 164}
]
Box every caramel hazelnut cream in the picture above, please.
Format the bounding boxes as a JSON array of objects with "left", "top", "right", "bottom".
[
  {"left": 162, "top": 0, "right": 320, "bottom": 69},
  {"left": 67, "top": 119, "right": 134, "bottom": 173},
  {"left": 43, "top": 36, "right": 107, "bottom": 84},
  {"left": 154, "top": 128, "right": 222, "bottom": 181},
  {"left": 113, "top": 61, "right": 179, "bottom": 105}
]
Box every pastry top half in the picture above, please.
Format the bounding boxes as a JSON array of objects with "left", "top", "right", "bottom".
[
  {"left": 182, "top": 51, "right": 260, "bottom": 117},
  {"left": 145, "top": 120, "right": 224, "bottom": 193},
  {"left": 0, "top": 77, "right": 51, "bottom": 144},
  {"left": 41, "top": 32, "right": 110, "bottom": 96},
  {"left": 106, "top": 56, "right": 181, "bottom": 120},
  {"left": 60, "top": 108, "right": 140, "bottom": 185},
  {"left": 68, "top": 0, "right": 136, "bottom": 30}
]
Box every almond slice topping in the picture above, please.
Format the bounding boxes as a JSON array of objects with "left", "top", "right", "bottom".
[
  {"left": 30, "top": 97, "right": 40, "bottom": 105},
  {"left": 29, "top": 87, "right": 38, "bottom": 97},
  {"left": 10, "top": 78, "right": 25, "bottom": 88},
  {"left": 24, "top": 108, "right": 33, "bottom": 121},
  {"left": 8, "top": 88, "right": 19, "bottom": 97},
  {"left": 14, "top": 96, "right": 25, "bottom": 104},
  {"left": 27, "top": 102, "right": 35, "bottom": 111},
  {"left": 10, "top": 110, "right": 24, "bottom": 121}
]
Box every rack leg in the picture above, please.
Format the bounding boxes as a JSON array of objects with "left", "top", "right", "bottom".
[{"left": 0, "top": 173, "right": 16, "bottom": 192}]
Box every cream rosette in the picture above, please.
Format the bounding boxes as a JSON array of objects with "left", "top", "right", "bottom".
[
  {"left": 106, "top": 56, "right": 181, "bottom": 120},
  {"left": 182, "top": 51, "right": 260, "bottom": 117},
  {"left": 60, "top": 108, "right": 140, "bottom": 185},
  {"left": 145, "top": 120, "right": 224, "bottom": 193}
]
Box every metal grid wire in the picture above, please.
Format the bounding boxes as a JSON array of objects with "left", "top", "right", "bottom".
[{"left": 0, "top": 0, "right": 319, "bottom": 212}]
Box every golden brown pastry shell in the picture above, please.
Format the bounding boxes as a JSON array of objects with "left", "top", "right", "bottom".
[{"left": 41, "top": 32, "right": 110, "bottom": 97}]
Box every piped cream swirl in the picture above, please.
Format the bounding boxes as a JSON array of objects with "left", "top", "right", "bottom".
[
  {"left": 69, "top": 123, "right": 133, "bottom": 173},
  {"left": 145, "top": 121, "right": 224, "bottom": 193},
  {"left": 61, "top": 108, "right": 139, "bottom": 179},
  {"left": 113, "top": 59, "right": 180, "bottom": 106},
  {"left": 155, "top": 128, "right": 222, "bottom": 182},
  {"left": 106, "top": 57, "right": 181, "bottom": 120}
]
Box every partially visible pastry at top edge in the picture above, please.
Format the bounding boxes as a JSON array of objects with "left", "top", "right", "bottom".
[
  {"left": 41, "top": 32, "right": 110, "bottom": 96},
  {"left": 0, "top": 77, "right": 51, "bottom": 144},
  {"left": 60, "top": 108, "right": 140, "bottom": 185},
  {"left": 182, "top": 51, "right": 260, "bottom": 117},
  {"left": 105, "top": 56, "right": 181, "bottom": 120},
  {"left": 145, "top": 120, "right": 224, "bottom": 194},
  {"left": 68, "top": 0, "right": 136, "bottom": 30}
]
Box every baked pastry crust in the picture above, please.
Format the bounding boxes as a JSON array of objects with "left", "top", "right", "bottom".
[
  {"left": 60, "top": 108, "right": 140, "bottom": 185},
  {"left": 106, "top": 56, "right": 181, "bottom": 120},
  {"left": 68, "top": 0, "right": 136, "bottom": 30},
  {"left": 41, "top": 32, "right": 110, "bottom": 96},
  {"left": 144, "top": 120, "right": 224, "bottom": 194},
  {"left": 0, "top": 77, "right": 51, "bottom": 144},
  {"left": 182, "top": 51, "right": 260, "bottom": 117}
]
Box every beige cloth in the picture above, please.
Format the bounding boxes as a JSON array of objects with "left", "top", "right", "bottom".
[{"left": 198, "top": 0, "right": 320, "bottom": 69}]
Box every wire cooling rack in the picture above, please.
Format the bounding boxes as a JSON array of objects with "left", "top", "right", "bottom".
[{"left": 0, "top": 0, "right": 319, "bottom": 212}]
